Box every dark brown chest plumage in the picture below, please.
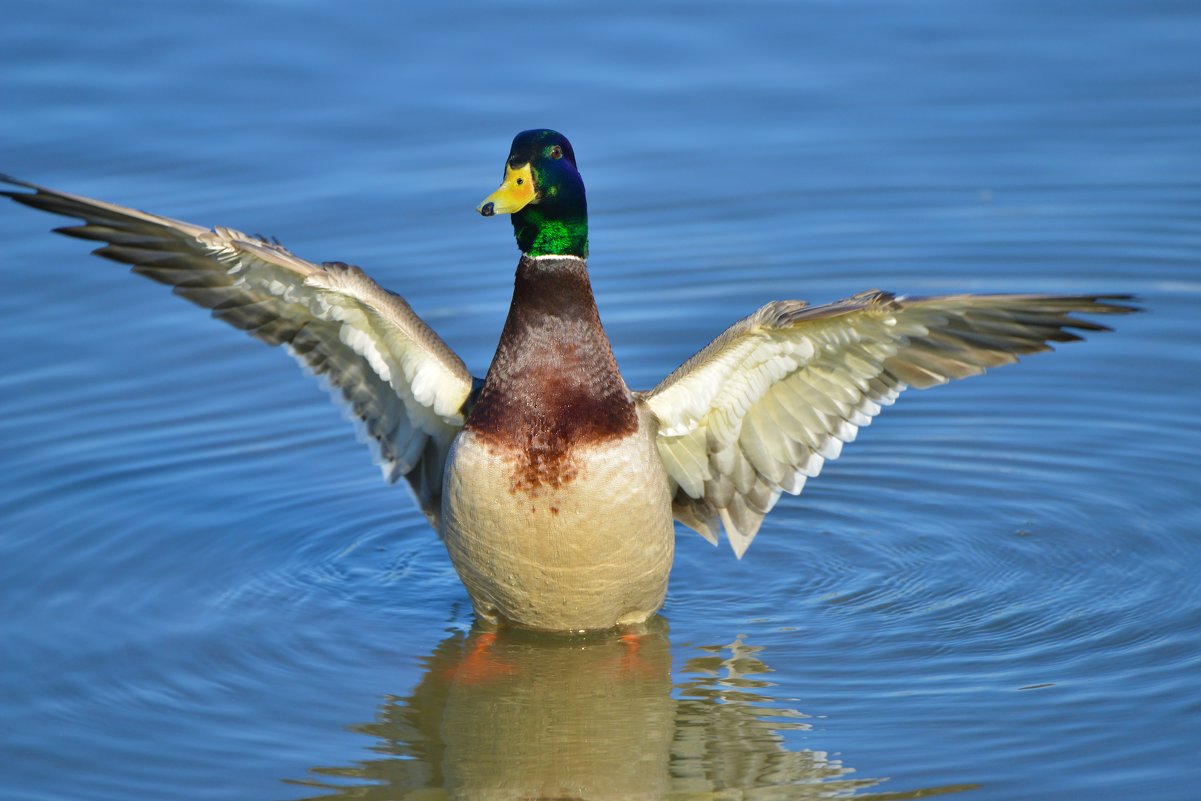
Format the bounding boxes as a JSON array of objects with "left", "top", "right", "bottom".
[{"left": 465, "top": 256, "right": 638, "bottom": 491}]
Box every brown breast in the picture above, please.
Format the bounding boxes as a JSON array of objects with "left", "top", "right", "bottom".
[{"left": 465, "top": 255, "right": 639, "bottom": 494}]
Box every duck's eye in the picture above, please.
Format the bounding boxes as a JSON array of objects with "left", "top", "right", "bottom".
[
  {"left": 549, "top": 145, "right": 563, "bottom": 160},
  {"left": 516, "top": 177, "right": 524, "bottom": 185}
]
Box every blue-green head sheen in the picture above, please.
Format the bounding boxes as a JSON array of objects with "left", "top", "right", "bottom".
[{"left": 508, "top": 130, "right": 588, "bottom": 258}]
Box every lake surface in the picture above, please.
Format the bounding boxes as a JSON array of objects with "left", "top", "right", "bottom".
[{"left": 2, "top": 1, "right": 1199, "bottom": 799}]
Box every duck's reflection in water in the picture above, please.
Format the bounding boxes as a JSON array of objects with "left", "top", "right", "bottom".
[{"left": 288, "top": 620, "right": 975, "bottom": 800}]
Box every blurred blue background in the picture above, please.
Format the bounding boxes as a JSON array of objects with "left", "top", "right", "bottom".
[{"left": 1, "top": 1, "right": 1198, "bottom": 799}]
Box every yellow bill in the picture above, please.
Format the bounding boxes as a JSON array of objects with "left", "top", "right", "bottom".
[{"left": 477, "top": 163, "right": 535, "bottom": 216}]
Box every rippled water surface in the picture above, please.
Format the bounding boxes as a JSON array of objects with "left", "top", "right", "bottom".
[{"left": 2, "top": 1, "right": 1199, "bottom": 799}]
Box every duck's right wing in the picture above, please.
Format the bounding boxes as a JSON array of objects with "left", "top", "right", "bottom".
[
  {"left": 642, "top": 290, "right": 1137, "bottom": 557},
  {"left": 2, "top": 175, "right": 476, "bottom": 526}
]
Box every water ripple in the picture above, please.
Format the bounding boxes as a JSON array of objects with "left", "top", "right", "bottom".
[{"left": 3, "top": 0, "right": 1200, "bottom": 798}]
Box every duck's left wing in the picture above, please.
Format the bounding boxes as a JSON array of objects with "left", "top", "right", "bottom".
[
  {"left": 641, "top": 291, "right": 1136, "bottom": 557},
  {"left": 2, "top": 175, "right": 476, "bottom": 526}
]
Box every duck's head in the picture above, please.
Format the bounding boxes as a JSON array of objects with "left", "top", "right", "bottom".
[{"left": 477, "top": 129, "right": 588, "bottom": 259}]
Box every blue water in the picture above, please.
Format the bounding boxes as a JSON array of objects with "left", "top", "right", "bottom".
[{"left": 2, "top": 1, "right": 1199, "bottom": 799}]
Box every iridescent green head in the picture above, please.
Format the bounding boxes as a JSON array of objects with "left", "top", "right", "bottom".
[{"left": 477, "top": 129, "right": 588, "bottom": 258}]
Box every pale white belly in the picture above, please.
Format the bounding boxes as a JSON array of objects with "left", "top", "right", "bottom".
[{"left": 440, "top": 425, "right": 675, "bottom": 632}]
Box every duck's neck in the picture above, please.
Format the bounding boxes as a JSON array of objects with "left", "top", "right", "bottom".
[
  {"left": 512, "top": 204, "right": 588, "bottom": 258},
  {"left": 466, "top": 255, "right": 637, "bottom": 451}
]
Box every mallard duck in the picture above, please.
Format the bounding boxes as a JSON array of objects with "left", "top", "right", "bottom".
[{"left": 1, "top": 130, "right": 1134, "bottom": 632}]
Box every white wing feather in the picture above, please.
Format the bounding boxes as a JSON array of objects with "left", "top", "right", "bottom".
[
  {"left": 2, "top": 175, "right": 475, "bottom": 525},
  {"left": 644, "top": 291, "right": 1134, "bottom": 557}
]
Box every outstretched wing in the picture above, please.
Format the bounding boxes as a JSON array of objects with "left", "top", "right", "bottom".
[
  {"left": 2, "top": 174, "right": 476, "bottom": 526},
  {"left": 642, "top": 290, "right": 1136, "bottom": 557}
]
